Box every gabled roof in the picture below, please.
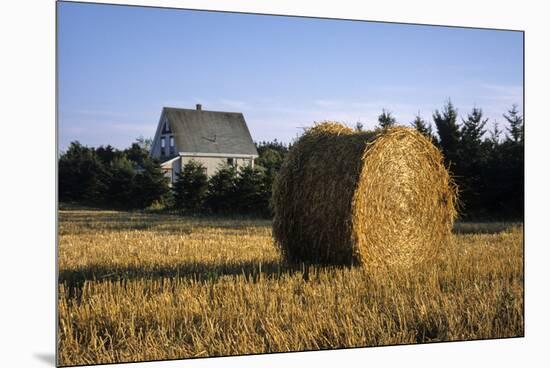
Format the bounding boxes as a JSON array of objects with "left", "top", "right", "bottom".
[{"left": 162, "top": 107, "right": 258, "bottom": 156}]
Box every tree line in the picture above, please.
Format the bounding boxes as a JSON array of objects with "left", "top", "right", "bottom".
[
  {"left": 58, "top": 138, "right": 169, "bottom": 209},
  {"left": 59, "top": 100, "right": 523, "bottom": 220},
  {"left": 58, "top": 137, "right": 288, "bottom": 216}
]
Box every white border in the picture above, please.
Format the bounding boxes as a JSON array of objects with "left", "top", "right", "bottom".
[{"left": 2, "top": 1, "right": 549, "bottom": 367}]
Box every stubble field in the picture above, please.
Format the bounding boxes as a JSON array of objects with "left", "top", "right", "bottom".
[{"left": 57, "top": 209, "right": 523, "bottom": 366}]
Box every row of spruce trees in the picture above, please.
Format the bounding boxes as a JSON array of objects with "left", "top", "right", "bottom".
[
  {"left": 59, "top": 138, "right": 169, "bottom": 209},
  {"left": 59, "top": 100, "right": 523, "bottom": 220}
]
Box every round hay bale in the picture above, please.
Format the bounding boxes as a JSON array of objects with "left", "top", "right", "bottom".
[{"left": 272, "top": 122, "right": 458, "bottom": 268}]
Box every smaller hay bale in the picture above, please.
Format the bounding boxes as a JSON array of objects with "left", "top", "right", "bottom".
[{"left": 272, "top": 122, "right": 458, "bottom": 268}]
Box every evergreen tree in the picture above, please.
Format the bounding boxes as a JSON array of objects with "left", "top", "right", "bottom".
[
  {"left": 171, "top": 172, "right": 185, "bottom": 210},
  {"left": 132, "top": 159, "right": 170, "bottom": 209},
  {"left": 254, "top": 140, "right": 290, "bottom": 216},
  {"left": 256, "top": 148, "right": 285, "bottom": 173},
  {"left": 204, "top": 164, "right": 238, "bottom": 214},
  {"left": 410, "top": 114, "right": 434, "bottom": 140},
  {"left": 488, "top": 121, "right": 502, "bottom": 147},
  {"left": 106, "top": 156, "right": 136, "bottom": 208},
  {"left": 460, "top": 107, "right": 488, "bottom": 161},
  {"left": 503, "top": 104, "right": 524, "bottom": 143},
  {"left": 377, "top": 109, "right": 397, "bottom": 129},
  {"left": 172, "top": 160, "right": 208, "bottom": 213},
  {"left": 456, "top": 107, "right": 489, "bottom": 218},
  {"left": 58, "top": 141, "right": 109, "bottom": 203},
  {"left": 234, "top": 166, "right": 269, "bottom": 215},
  {"left": 124, "top": 142, "right": 149, "bottom": 167},
  {"left": 95, "top": 145, "right": 120, "bottom": 165},
  {"left": 496, "top": 105, "right": 524, "bottom": 218},
  {"left": 433, "top": 100, "right": 461, "bottom": 166},
  {"left": 482, "top": 135, "right": 523, "bottom": 220},
  {"left": 255, "top": 140, "right": 288, "bottom": 180},
  {"left": 461, "top": 107, "right": 488, "bottom": 145}
]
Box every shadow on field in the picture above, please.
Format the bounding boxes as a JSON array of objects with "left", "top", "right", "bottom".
[
  {"left": 59, "top": 260, "right": 349, "bottom": 298},
  {"left": 452, "top": 222, "right": 522, "bottom": 235}
]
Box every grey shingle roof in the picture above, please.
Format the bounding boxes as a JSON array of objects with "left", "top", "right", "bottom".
[{"left": 163, "top": 107, "right": 258, "bottom": 156}]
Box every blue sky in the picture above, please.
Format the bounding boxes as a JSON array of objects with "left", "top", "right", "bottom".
[{"left": 58, "top": 2, "right": 523, "bottom": 150}]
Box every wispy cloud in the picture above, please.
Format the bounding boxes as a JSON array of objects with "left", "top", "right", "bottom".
[
  {"left": 478, "top": 83, "right": 523, "bottom": 106},
  {"left": 314, "top": 99, "right": 342, "bottom": 108},
  {"left": 62, "top": 109, "right": 132, "bottom": 119},
  {"left": 376, "top": 85, "right": 419, "bottom": 94}
]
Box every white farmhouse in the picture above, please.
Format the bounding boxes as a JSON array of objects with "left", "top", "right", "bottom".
[{"left": 150, "top": 104, "right": 259, "bottom": 184}]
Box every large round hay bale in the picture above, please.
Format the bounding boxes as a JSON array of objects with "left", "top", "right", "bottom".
[{"left": 272, "top": 122, "right": 458, "bottom": 268}]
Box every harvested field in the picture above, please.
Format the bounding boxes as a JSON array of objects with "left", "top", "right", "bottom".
[{"left": 57, "top": 209, "right": 523, "bottom": 366}]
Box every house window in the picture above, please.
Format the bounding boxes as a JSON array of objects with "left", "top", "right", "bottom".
[
  {"left": 169, "top": 136, "right": 175, "bottom": 154},
  {"left": 227, "top": 158, "right": 235, "bottom": 166},
  {"left": 160, "top": 137, "right": 166, "bottom": 155}
]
